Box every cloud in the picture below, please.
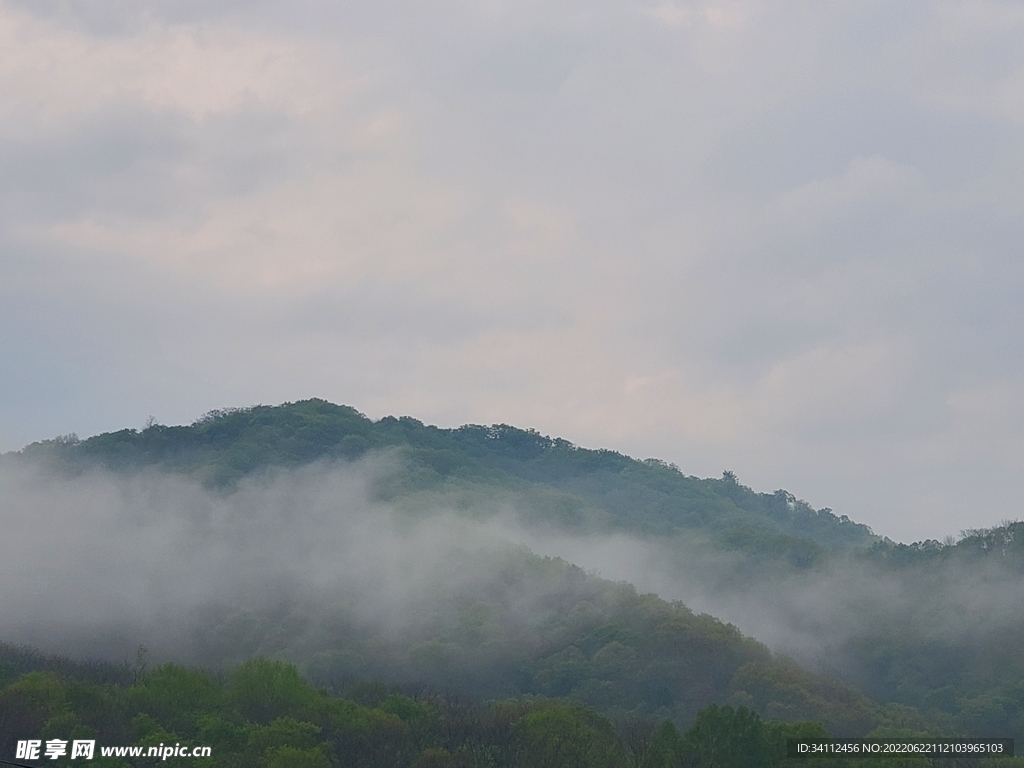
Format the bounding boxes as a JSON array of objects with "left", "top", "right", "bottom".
[
  {"left": 37, "top": 165, "right": 469, "bottom": 295},
  {"left": 0, "top": 5, "right": 347, "bottom": 136},
  {"left": 6, "top": 453, "right": 1023, "bottom": 709},
  {"left": 1, "top": 0, "right": 1024, "bottom": 545},
  {"left": 0, "top": 456, "right": 513, "bottom": 660},
  {"left": 751, "top": 336, "right": 916, "bottom": 436},
  {"left": 769, "top": 156, "right": 924, "bottom": 232},
  {"left": 645, "top": 3, "right": 693, "bottom": 28}
]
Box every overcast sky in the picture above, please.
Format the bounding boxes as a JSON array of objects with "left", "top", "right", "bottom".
[{"left": 1, "top": 0, "right": 1023, "bottom": 541}]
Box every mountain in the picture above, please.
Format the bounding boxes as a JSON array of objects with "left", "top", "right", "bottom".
[
  {"left": 5, "top": 399, "right": 1024, "bottom": 745},
  {"left": 16, "top": 398, "right": 875, "bottom": 552}
]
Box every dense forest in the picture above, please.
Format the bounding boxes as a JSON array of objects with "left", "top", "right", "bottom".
[
  {"left": 0, "top": 647, "right": 1012, "bottom": 767},
  {"left": 14, "top": 399, "right": 874, "bottom": 550},
  {"left": 3, "top": 399, "right": 1024, "bottom": 764}
]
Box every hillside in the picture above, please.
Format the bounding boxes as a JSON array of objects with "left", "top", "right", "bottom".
[
  {"left": 14, "top": 398, "right": 875, "bottom": 552},
  {"left": 6, "top": 399, "right": 1024, "bottom": 744},
  {"left": 201, "top": 547, "right": 880, "bottom": 734},
  {"left": 0, "top": 647, "right": 878, "bottom": 768}
]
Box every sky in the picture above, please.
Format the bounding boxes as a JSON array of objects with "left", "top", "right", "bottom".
[{"left": 1, "top": 0, "right": 1023, "bottom": 542}]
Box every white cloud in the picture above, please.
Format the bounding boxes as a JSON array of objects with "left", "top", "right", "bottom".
[
  {"left": 752, "top": 337, "right": 916, "bottom": 436},
  {"left": 770, "top": 156, "right": 924, "bottom": 231},
  {"left": 36, "top": 164, "right": 467, "bottom": 295},
  {"left": 0, "top": 4, "right": 350, "bottom": 138},
  {"left": 704, "top": 4, "right": 748, "bottom": 29},
  {"left": 645, "top": 2, "right": 693, "bottom": 28},
  {"left": 1, "top": 0, "right": 1024, "bottom": 543}
]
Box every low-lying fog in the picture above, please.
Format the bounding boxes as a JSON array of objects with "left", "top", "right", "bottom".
[{"left": 2, "top": 455, "right": 1021, "bottom": 685}]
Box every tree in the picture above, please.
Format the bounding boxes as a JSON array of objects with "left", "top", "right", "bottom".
[{"left": 678, "top": 705, "right": 773, "bottom": 768}]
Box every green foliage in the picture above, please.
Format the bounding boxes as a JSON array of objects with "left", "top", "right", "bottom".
[
  {"left": 263, "top": 745, "right": 332, "bottom": 768},
  {"left": 128, "top": 663, "right": 223, "bottom": 737},
  {"left": 516, "top": 701, "right": 628, "bottom": 768},
  {"left": 230, "top": 658, "right": 320, "bottom": 724},
  {"left": 0, "top": 672, "right": 69, "bottom": 755},
  {"left": 19, "top": 399, "right": 875, "bottom": 549},
  {"left": 280, "top": 548, "right": 875, "bottom": 731},
  {"left": 18, "top": 400, "right": 1024, "bottom": 742},
  {"left": 729, "top": 660, "right": 876, "bottom": 735},
  {"left": 0, "top": 653, "right": 902, "bottom": 768},
  {"left": 677, "top": 704, "right": 773, "bottom": 768}
]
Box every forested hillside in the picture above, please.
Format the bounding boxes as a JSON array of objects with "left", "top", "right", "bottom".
[
  {"left": 5, "top": 399, "right": 1024, "bottom": 758},
  {"left": 15, "top": 398, "right": 874, "bottom": 550},
  {"left": 0, "top": 647, "right": 930, "bottom": 768}
]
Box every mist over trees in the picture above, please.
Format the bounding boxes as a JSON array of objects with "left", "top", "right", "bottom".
[
  {"left": 15, "top": 398, "right": 874, "bottom": 549},
  {"left": 3, "top": 399, "right": 1024, "bottom": 764}
]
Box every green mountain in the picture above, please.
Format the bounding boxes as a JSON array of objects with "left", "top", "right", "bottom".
[
  {"left": 6, "top": 399, "right": 1024, "bottom": 746},
  {"left": 17, "top": 398, "right": 875, "bottom": 552}
]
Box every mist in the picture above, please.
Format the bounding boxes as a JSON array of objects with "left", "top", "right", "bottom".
[
  {"left": 516, "top": 525, "right": 1024, "bottom": 699},
  {"left": 0, "top": 455, "right": 506, "bottom": 659},
  {"left": 2, "top": 453, "right": 1022, "bottom": 702}
]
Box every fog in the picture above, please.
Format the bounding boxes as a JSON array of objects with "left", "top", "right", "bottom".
[
  {"left": 518, "top": 526, "right": 1024, "bottom": 695},
  {"left": 2, "top": 455, "right": 1022, "bottom": 696},
  {"left": 0, "top": 455, "right": 525, "bottom": 660}
]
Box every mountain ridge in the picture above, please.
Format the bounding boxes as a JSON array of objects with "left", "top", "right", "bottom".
[
  {"left": 10, "top": 398, "right": 876, "bottom": 553},
  {"left": 8, "top": 399, "right": 1024, "bottom": 741}
]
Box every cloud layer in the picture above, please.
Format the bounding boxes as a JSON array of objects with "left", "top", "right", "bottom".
[{"left": 5, "top": 456, "right": 1020, "bottom": 704}]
